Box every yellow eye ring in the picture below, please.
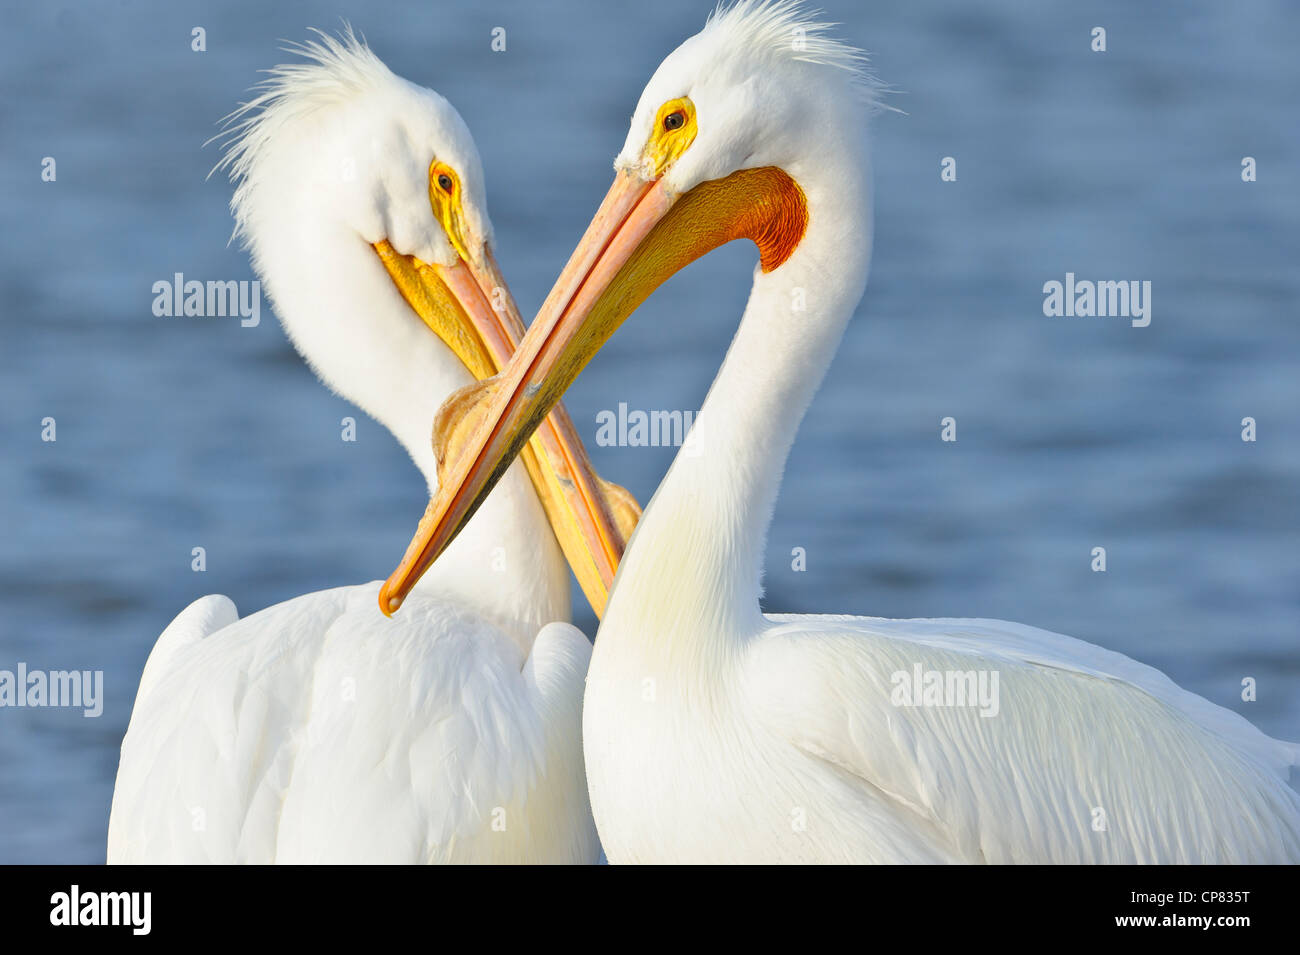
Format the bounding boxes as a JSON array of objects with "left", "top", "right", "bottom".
[
  {"left": 430, "top": 161, "right": 458, "bottom": 196},
  {"left": 646, "top": 97, "right": 697, "bottom": 178},
  {"left": 427, "top": 161, "right": 472, "bottom": 263}
]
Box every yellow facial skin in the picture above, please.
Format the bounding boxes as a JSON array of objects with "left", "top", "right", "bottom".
[
  {"left": 370, "top": 159, "right": 640, "bottom": 619},
  {"left": 427, "top": 160, "right": 476, "bottom": 266},
  {"left": 645, "top": 97, "right": 698, "bottom": 178}
]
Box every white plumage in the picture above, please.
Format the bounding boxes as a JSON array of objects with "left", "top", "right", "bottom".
[
  {"left": 406, "top": 2, "right": 1300, "bottom": 863},
  {"left": 107, "top": 32, "right": 598, "bottom": 864},
  {"left": 585, "top": 2, "right": 1300, "bottom": 863},
  {"left": 110, "top": 587, "right": 592, "bottom": 863},
  {"left": 589, "top": 609, "right": 1300, "bottom": 862}
]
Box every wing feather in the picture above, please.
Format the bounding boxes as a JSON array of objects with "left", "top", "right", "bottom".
[
  {"left": 108, "top": 584, "right": 591, "bottom": 863},
  {"left": 751, "top": 615, "right": 1300, "bottom": 863}
]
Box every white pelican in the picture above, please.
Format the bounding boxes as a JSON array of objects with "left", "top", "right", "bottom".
[
  {"left": 381, "top": 1, "right": 1300, "bottom": 863},
  {"left": 107, "top": 31, "right": 637, "bottom": 864}
]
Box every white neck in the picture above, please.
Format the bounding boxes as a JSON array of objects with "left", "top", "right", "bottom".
[
  {"left": 601, "top": 141, "right": 872, "bottom": 668},
  {"left": 250, "top": 214, "right": 570, "bottom": 646}
]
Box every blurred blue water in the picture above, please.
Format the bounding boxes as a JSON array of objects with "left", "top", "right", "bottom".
[{"left": 1, "top": 0, "right": 1297, "bottom": 862}]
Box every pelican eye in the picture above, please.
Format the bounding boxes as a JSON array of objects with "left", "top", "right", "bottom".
[
  {"left": 437, "top": 173, "right": 454, "bottom": 193},
  {"left": 646, "top": 98, "right": 696, "bottom": 177}
]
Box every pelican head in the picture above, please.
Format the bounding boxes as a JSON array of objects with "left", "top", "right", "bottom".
[
  {"left": 219, "top": 29, "right": 634, "bottom": 617},
  {"left": 616, "top": 0, "right": 874, "bottom": 204},
  {"left": 379, "top": 0, "right": 880, "bottom": 612},
  {"left": 219, "top": 30, "right": 509, "bottom": 461}
]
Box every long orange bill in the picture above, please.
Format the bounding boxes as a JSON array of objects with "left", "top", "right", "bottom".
[
  {"left": 379, "top": 170, "right": 678, "bottom": 615},
  {"left": 373, "top": 238, "right": 640, "bottom": 618}
]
